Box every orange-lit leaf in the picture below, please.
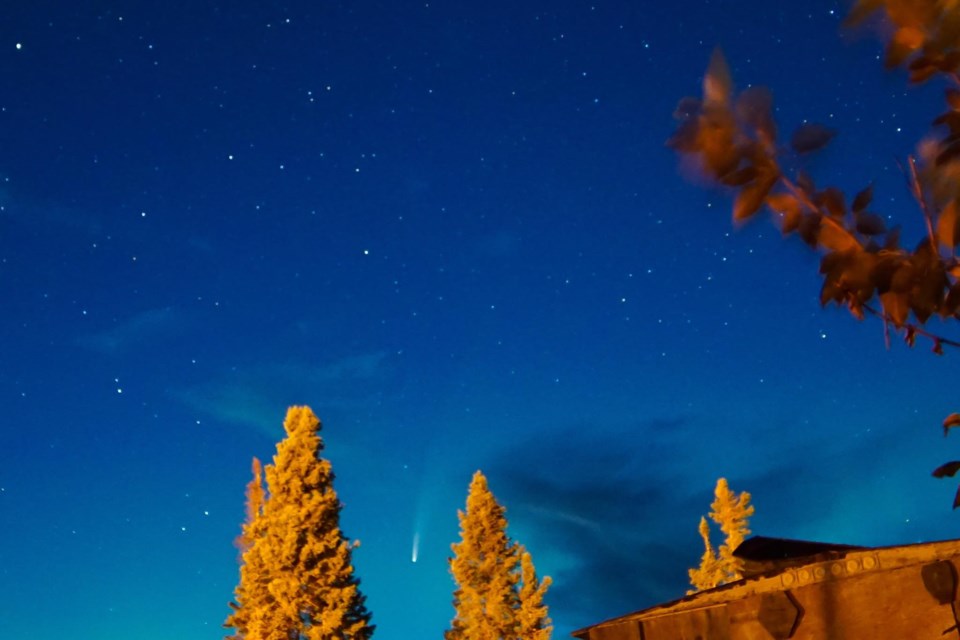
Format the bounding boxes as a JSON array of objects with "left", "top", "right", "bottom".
[
  {"left": 733, "top": 173, "right": 777, "bottom": 223},
  {"left": 880, "top": 290, "right": 909, "bottom": 327},
  {"left": 944, "top": 413, "right": 960, "bottom": 436},
  {"left": 767, "top": 192, "right": 803, "bottom": 234},
  {"left": 704, "top": 48, "right": 732, "bottom": 106},
  {"left": 818, "top": 220, "right": 860, "bottom": 253},
  {"left": 893, "top": 26, "right": 925, "bottom": 53},
  {"left": 791, "top": 123, "right": 836, "bottom": 154}
]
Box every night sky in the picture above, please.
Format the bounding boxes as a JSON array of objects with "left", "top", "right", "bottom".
[{"left": 4, "top": 1, "right": 960, "bottom": 638}]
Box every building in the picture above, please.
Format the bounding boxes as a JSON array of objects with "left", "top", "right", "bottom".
[{"left": 572, "top": 536, "right": 960, "bottom": 639}]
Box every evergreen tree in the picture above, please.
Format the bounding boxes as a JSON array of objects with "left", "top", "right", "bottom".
[
  {"left": 687, "top": 516, "right": 722, "bottom": 593},
  {"left": 446, "top": 470, "right": 551, "bottom": 640},
  {"left": 517, "top": 549, "right": 552, "bottom": 640},
  {"left": 688, "top": 478, "right": 754, "bottom": 592},
  {"left": 710, "top": 477, "right": 753, "bottom": 580},
  {"left": 225, "top": 406, "right": 374, "bottom": 640}
]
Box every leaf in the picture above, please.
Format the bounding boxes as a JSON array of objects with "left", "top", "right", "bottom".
[
  {"left": 947, "top": 88, "right": 960, "bottom": 112},
  {"left": 703, "top": 48, "right": 732, "bottom": 106},
  {"left": 933, "top": 338, "right": 945, "bottom": 355},
  {"left": 954, "top": 485, "right": 960, "bottom": 510},
  {"left": 851, "top": 184, "right": 873, "bottom": 213},
  {"left": 880, "top": 290, "right": 909, "bottom": 327},
  {"left": 938, "top": 201, "right": 960, "bottom": 249},
  {"left": 854, "top": 211, "right": 886, "bottom": 235},
  {"left": 933, "top": 111, "right": 960, "bottom": 132},
  {"left": 943, "top": 282, "right": 960, "bottom": 317},
  {"left": 719, "top": 165, "right": 758, "bottom": 187},
  {"left": 933, "top": 460, "right": 960, "bottom": 477},
  {"left": 909, "top": 57, "right": 939, "bottom": 84},
  {"left": 944, "top": 413, "right": 960, "bottom": 436},
  {"left": 766, "top": 192, "right": 803, "bottom": 234},
  {"left": 733, "top": 171, "right": 778, "bottom": 223},
  {"left": 936, "top": 140, "right": 960, "bottom": 165},
  {"left": 698, "top": 109, "right": 740, "bottom": 178},
  {"left": 791, "top": 123, "right": 836, "bottom": 154},
  {"left": 818, "top": 220, "right": 860, "bottom": 253},
  {"left": 798, "top": 212, "right": 821, "bottom": 247},
  {"left": 818, "top": 187, "right": 846, "bottom": 219}
]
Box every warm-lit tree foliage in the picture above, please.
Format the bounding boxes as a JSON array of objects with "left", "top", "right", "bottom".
[
  {"left": 688, "top": 478, "right": 754, "bottom": 592},
  {"left": 669, "top": 0, "right": 960, "bottom": 508},
  {"left": 688, "top": 516, "right": 723, "bottom": 593},
  {"left": 225, "top": 406, "right": 374, "bottom": 640},
  {"left": 517, "top": 549, "right": 553, "bottom": 640},
  {"left": 446, "top": 470, "right": 552, "bottom": 640}
]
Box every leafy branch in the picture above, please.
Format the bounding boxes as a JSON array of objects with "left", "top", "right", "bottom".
[{"left": 668, "top": 0, "right": 960, "bottom": 508}]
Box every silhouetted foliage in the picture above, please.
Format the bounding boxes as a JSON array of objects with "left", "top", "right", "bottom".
[{"left": 669, "top": 0, "right": 960, "bottom": 509}]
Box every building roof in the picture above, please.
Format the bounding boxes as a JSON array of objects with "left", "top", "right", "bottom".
[{"left": 572, "top": 535, "right": 960, "bottom": 639}]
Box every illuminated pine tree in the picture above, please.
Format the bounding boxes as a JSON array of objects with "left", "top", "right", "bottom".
[
  {"left": 688, "top": 478, "right": 754, "bottom": 591},
  {"left": 225, "top": 458, "right": 273, "bottom": 638},
  {"left": 687, "top": 516, "right": 723, "bottom": 593},
  {"left": 224, "top": 406, "right": 374, "bottom": 640},
  {"left": 517, "top": 549, "right": 552, "bottom": 640},
  {"left": 711, "top": 477, "right": 754, "bottom": 582},
  {"left": 446, "top": 471, "right": 551, "bottom": 640}
]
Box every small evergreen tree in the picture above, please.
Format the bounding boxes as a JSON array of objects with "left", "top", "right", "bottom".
[
  {"left": 688, "top": 478, "right": 754, "bottom": 592},
  {"left": 687, "top": 516, "right": 723, "bottom": 593},
  {"left": 446, "top": 470, "right": 551, "bottom": 640},
  {"left": 517, "top": 549, "right": 552, "bottom": 640},
  {"left": 225, "top": 406, "right": 374, "bottom": 640}
]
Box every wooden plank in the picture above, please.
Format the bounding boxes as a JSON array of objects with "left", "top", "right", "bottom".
[{"left": 641, "top": 605, "right": 730, "bottom": 639}]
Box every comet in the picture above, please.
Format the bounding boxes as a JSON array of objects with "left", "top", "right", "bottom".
[{"left": 411, "top": 532, "right": 420, "bottom": 563}]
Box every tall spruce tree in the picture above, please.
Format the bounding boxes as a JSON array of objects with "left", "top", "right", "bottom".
[
  {"left": 446, "top": 470, "right": 551, "bottom": 640},
  {"left": 225, "top": 406, "right": 374, "bottom": 640},
  {"left": 688, "top": 478, "right": 754, "bottom": 592}
]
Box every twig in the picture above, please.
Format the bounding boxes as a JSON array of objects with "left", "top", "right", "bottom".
[
  {"left": 906, "top": 155, "right": 939, "bottom": 254},
  {"left": 861, "top": 302, "right": 960, "bottom": 350}
]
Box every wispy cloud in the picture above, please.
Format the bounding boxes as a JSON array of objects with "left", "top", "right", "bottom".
[
  {"left": 174, "top": 352, "right": 393, "bottom": 437},
  {"left": 76, "top": 307, "right": 184, "bottom": 354},
  {"left": 488, "top": 411, "right": 952, "bottom": 635},
  {"left": 488, "top": 419, "right": 703, "bottom": 631}
]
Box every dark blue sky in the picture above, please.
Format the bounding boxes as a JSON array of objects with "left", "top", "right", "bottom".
[{"left": 3, "top": 1, "right": 960, "bottom": 638}]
